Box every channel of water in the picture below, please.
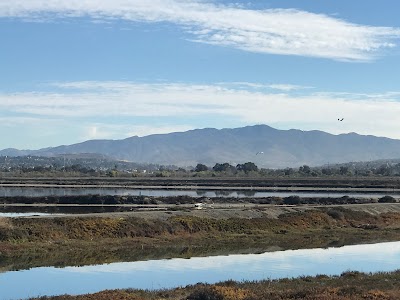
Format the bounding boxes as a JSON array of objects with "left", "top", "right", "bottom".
[
  {"left": 0, "top": 212, "right": 61, "bottom": 217},
  {"left": 1, "top": 187, "right": 398, "bottom": 216},
  {"left": 1, "top": 241, "right": 399, "bottom": 300},
  {"left": 1, "top": 187, "right": 399, "bottom": 198}
]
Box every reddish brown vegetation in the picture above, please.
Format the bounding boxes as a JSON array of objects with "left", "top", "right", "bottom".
[{"left": 32, "top": 271, "right": 400, "bottom": 300}]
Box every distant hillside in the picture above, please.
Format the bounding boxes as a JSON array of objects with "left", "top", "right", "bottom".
[
  {"left": 2, "top": 125, "right": 400, "bottom": 168},
  {"left": 0, "top": 148, "right": 31, "bottom": 156}
]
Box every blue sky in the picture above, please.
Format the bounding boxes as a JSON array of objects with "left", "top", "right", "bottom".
[{"left": 1, "top": 0, "right": 400, "bottom": 149}]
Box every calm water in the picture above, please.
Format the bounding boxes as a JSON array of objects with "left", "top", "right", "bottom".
[
  {"left": 1, "top": 241, "right": 400, "bottom": 300},
  {"left": 0, "top": 186, "right": 398, "bottom": 198},
  {"left": 0, "top": 212, "right": 61, "bottom": 217},
  {"left": 0, "top": 206, "right": 151, "bottom": 217}
]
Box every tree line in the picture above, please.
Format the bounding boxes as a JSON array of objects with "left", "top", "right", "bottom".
[{"left": 2, "top": 155, "right": 400, "bottom": 178}]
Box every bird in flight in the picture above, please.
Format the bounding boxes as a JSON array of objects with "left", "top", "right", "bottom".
[
  {"left": 338, "top": 118, "right": 344, "bottom": 121},
  {"left": 256, "top": 151, "right": 264, "bottom": 155}
]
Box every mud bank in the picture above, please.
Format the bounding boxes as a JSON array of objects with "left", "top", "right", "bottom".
[{"left": 1, "top": 205, "right": 400, "bottom": 270}]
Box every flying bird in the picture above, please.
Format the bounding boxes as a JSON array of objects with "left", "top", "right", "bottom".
[
  {"left": 338, "top": 118, "right": 344, "bottom": 121},
  {"left": 256, "top": 151, "right": 264, "bottom": 155}
]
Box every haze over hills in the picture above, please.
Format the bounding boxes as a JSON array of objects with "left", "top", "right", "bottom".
[{"left": 2, "top": 125, "right": 400, "bottom": 168}]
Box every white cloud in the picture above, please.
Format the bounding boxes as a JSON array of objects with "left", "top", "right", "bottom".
[
  {"left": 81, "top": 123, "right": 194, "bottom": 141},
  {"left": 217, "top": 82, "right": 313, "bottom": 91},
  {"left": 2, "top": 81, "right": 400, "bottom": 141},
  {"left": 267, "top": 84, "right": 314, "bottom": 91},
  {"left": 1, "top": 1, "right": 399, "bottom": 61}
]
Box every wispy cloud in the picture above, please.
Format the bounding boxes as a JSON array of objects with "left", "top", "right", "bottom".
[
  {"left": 1, "top": 1, "right": 399, "bottom": 61},
  {"left": 2, "top": 81, "right": 400, "bottom": 141},
  {"left": 267, "top": 84, "right": 314, "bottom": 91},
  {"left": 217, "top": 82, "right": 313, "bottom": 91}
]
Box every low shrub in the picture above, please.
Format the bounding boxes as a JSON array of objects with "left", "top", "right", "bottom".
[
  {"left": 187, "top": 286, "right": 223, "bottom": 300},
  {"left": 283, "top": 195, "right": 301, "bottom": 205},
  {"left": 327, "top": 209, "right": 345, "bottom": 220},
  {"left": 378, "top": 196, "right": 397, "bottom": 203}
]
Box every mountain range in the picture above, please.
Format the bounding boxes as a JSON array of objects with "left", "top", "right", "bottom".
[{"left": 2, "top": 125, "right": 400, "bottom": 168}]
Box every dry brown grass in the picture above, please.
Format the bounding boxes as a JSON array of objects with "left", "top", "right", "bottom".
[
  {"left": 0, "top": 217, "right": 12, "bottom": 229},
  {"left": 30, "top": 271, "right": 400, "bottom": 300},
  {"left": 1, "top": 208, "right": 400, "bottom": 271}
]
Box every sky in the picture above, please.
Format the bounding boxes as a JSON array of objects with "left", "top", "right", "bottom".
[{"left": 1, "top": 0, "right": 400, "bottom": 149}]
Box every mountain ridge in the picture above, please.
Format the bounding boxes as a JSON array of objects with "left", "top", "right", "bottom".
[{"left": 1, "top": 125, "right": 400, "bottom": 168}]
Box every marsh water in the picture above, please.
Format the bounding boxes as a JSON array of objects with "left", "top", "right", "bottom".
[
  {"left": 0, "top": 212, "right": 62, "bottom": 217},
  {"left": 1, "top": 186, "right": 399, "bottom": 198},
  {"left": 0, "top": 205, "right": 142, "bottom": 216},
  {"left": 1, "top": 186, "right": 399, "bottom": 216},
  {"left": 1, "top": 241, "right": 400, "bottom": 300}
]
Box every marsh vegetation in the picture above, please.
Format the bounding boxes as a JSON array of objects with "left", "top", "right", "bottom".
[{"left": 30, "top": 270, "right": 400, "bottom": 300}]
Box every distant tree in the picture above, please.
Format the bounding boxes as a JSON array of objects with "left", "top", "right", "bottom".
[
  {"left": 194, "top": 164, "right": 208, "bottom": 172},
  {"left": 393, "top": 163, "right": 400, "bottom": 175},
  {"left": 33, "top": 166, "right": 46, "bottom": 172},
  {"left": 212, "top": 163, "right": 235, "bottom": 173},
  {"left": 236, "top": 162, "right": 258, "bottom": 173},
  {"left": 321, "top": 168, "right": 333, "bottom": 175},
  {"left": 339, "top": 166, "right": 349, "bottom": 175},
  {"left": 299, "top": 165, "right": 311, "bottom": 174},
  {"left": 177, "top": 167, "right": 187, "bottom": 173},
  {"left": 259, "top": 168, "right": 272, "bottom": 176},
  {"left": 375, "top": 164, "right": 390, "bottom": 176},
  {"left": 158, "top": 165, "right": 167, "bottom": 172},
  {"left": 107, "top": 170, "right": 118, "bottom": 177},
  {"left": 284, "top": 168, "right": 294, "bottom": 176}
]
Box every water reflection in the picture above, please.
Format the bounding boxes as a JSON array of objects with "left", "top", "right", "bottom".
[
  {"left": 1, "top": 241, "right": 399, "bottom": 300},
  {"left": 0, "top": 206, "right": 140, "bottom": 216},
  {"left": 196, "top": 190, "right": 207, "bottom": 196},
  {"left": 237, "top": 190, "right": 256, "bottom": 197},
  {"left": 0, "top": 187, "right": 398, "bottom": 199}
]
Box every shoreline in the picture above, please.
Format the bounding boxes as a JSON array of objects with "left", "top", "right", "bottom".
[
  {"left": 1, "top": 204, "right": 400, "bottom": 271},
  {"left": 28, "top": 270, "right": 400, "bottom": 300}
]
